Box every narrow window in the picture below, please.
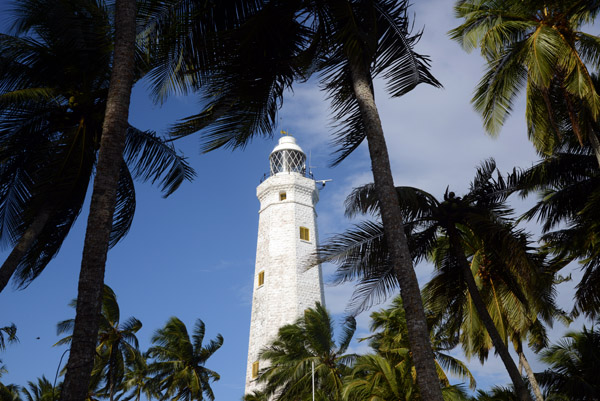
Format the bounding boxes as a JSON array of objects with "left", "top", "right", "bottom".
[
  {"left": 300, "top": 226, "right": 310, "bottom": 241},
  {"left": 279, "top": 192, "right": 287, "bottom": 201},
  {"left": 258, "top": 271, "right": 265, "bottom": 287},
  {"left": 252, "top": 361, "right": 259, "bottom": 379}
]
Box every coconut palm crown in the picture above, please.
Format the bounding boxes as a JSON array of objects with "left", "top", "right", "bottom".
[
  {"left": 450, "top": 0, "right": 600, "bottom": 162},
  {"left": 146, "top": 317, "right": 223, "bottom": 401},
  {"left": 252, "top": 302, "right": 356, "bottom": 401}
]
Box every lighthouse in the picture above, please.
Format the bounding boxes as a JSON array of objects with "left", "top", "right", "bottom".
[{"left": 245, "top": 134, "right": 325, "bottom": 395}]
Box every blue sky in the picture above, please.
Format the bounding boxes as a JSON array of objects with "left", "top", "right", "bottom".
[{"left": 0, "top": 1, "right": 595, "bottom": 399}]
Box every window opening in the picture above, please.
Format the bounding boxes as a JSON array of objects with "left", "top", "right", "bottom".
[
  {"left": 279, "top": 192, "right": 286, "bottom": 201},
  {"left": 258, "top": 271, "right": 265, "bottom": 287},
  {"left": 300, "top": 226, "right": 310, "bottom": 241}
]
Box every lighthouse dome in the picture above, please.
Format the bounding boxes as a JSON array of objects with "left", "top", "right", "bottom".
[{"left": 269, "top": 135, "right": 306, "bottom": 176}]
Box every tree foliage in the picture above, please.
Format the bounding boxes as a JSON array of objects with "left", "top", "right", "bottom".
[
  {"left": 450, "top": 0, "right": 600, "bottom": 158},
  {"left": 147, "top": 317, "right": 223, "bottom": 401}
]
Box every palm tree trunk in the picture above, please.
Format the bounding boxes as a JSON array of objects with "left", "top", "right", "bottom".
[
  {"left": 0, "top": 207, "right": 52, "bottom": 293},
  {"left": 349, "top": 62, "right": 444, "bottom": 401},
  {"left": 109, "top": 347, "right": 118, "bottom": 401},
  {"left": 516, "top": 342, "right": 544, "bottom": 401},
  {"left": 59, "top": 0, "right": 137, "bottom": 400},
  {"left": 447, "top": 230, "right": 532, "bottom": 401}
]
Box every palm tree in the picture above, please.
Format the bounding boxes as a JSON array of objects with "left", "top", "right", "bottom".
[
  {"left": 143, "top": 1, "right": 444, "bottom": 397},
  {"left": 320, "top": 160, "right": 540, "bottom": 401},
  {"left": 56, "top": 0, "right": 137, "bottom": 396},
  {"left": 0, "top": 384, "right": 21, "bottom": 401},
  {"left": 450, "top": 0, "right": 600, "bottom": 166},
  {"left": 56, "top": 285, "right": 142, "bottom": 401},
  {"left": 536, "top": 321, "right": 600, "bottom": 400},
  {"left": 0, "top": 0, "right": 194, "bottom": 294},
  {"left": 366, "top": 296, "right": 476, "bottom": 391},
  {"left": 343, "top": 296, "right": 473, "bottom": 401},
  {"left": 0, "top": 325, "right": 17, "bottom": 401},
  {"left": 21, "top": 376, "right": 60, "bottom": 401},
  {"left": 120, "top": 352, "right": 161, "bottom": 401},
  {"left": 423, "top": 229, "right": 556, "bottom": 401},
  {"left": 9, "top": 0, "right": 199, "bottom": 396},
  {"left": 343, "top": 353, "right": 417, "bottom": 401},
  {"left": 343, "top": 354, "right": 469, "bottom": 401},
  {"left": 0, "top": 326, "right": 16, "bottom": 352},
  {"left": 59, "top": 0, "right": 267, "bottom": 396},
  {"left": 249, "top": 302, "right": 355, "bottom": 401},
  {"left": 472, "top": 385, "right": 524, "bottom": 401},
  {"left": 147, "top": 317, "right": 223, "bottom": 401},
  {"left": 513, "top": 138, "right": 600, "bottom": 317}
]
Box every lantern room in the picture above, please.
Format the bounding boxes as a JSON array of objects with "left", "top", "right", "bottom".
[{"left": 269, "top": 135, "right": 306, "bottom": 176}]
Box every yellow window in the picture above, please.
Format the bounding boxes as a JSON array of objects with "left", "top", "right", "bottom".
[
  {"left": 258, "top": 271, "right": 265, "bottom": 287},
  {"left": 252, "top": 361, "right": 259, "bottom": 379},
  {"left": 279, "top": 192, "right": 287, "bottom": 201},
  {"left": 300, "top": 226, "right": 310, "bottom": 241}
]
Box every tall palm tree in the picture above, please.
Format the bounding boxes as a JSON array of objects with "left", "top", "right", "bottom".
[
  {"left": 536, "top": 321, "right": 600, "bottom": 400},
  {"left": 147, "top": 317, "right": 223, "bottom": 401},
  {"left": 423, "top": 229, "right": 556, "bottom": 401},
  {"left": 450, "top": 0, "right": 600, "bottom": 166},
  {"left": 56, "top": 0, "right": 137, "bottom": 396},
  {"left": 60, "top": 0, "right": 260, "bottom": 397},
  {"left": 0, "top": 0, "right": 194, "bottom": 294},
  {"left": 143, "top": 1, "right": 444, "bottom": 397},
  {"left": 249, "top": 302, "right": 355, "bottom": 401},
  {"left": 320, "top": 160, "right": 540, "bottom": 401},
  {"left": 56, "top": 285, "right": 142, "bottom": 401}
]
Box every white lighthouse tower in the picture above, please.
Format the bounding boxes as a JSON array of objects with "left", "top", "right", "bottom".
[{"left": 245, "top": 134, "right": 325, "bottom": 395}]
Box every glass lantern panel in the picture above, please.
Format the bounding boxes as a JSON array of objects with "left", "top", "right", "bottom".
[{"left": 270, "top": 150, "right": 306, "bottom": 175}]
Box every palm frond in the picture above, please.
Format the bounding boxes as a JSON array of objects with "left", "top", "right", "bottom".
[
  {"left": 124, "top": 126, "right": 195, "bottom": 197},
  {"left": 0, "top": 324, "right": 17, "bottom": 351},
  {"left": 373, "top": 0, "right": 441, "bottom": 97},
  {"left": 472, "top": 41, "right": 528, "bottom": 136},
  {"left": 109, "top": 162, "right": 136, "bottom": 249}
]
